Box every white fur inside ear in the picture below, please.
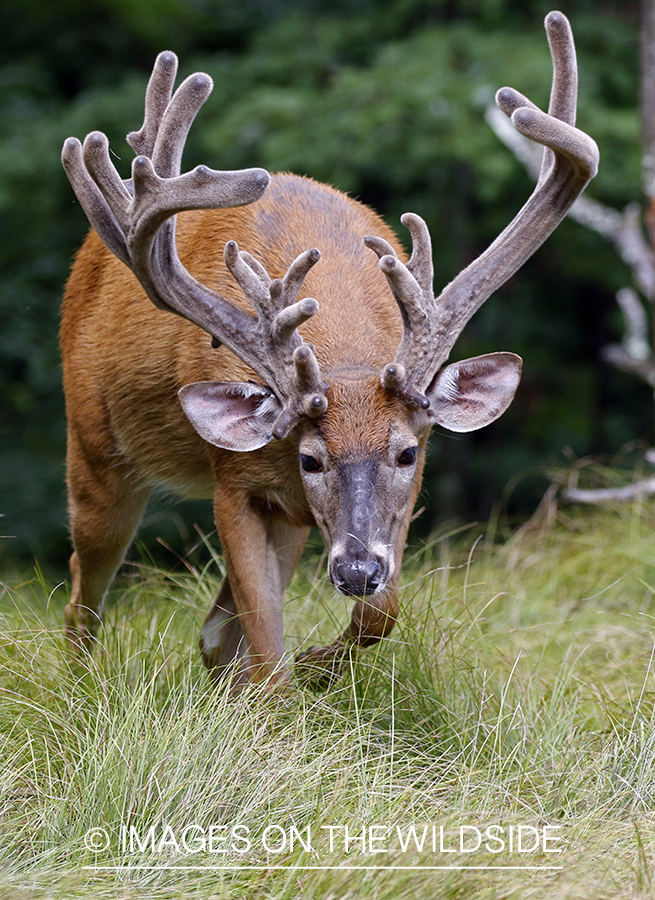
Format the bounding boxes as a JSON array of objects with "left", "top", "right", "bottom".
[
  {"left": 426, "top": 352, "right": 522, "bottom": 433},
  {"left": 178, "top": 381, "right": 281, "bottom": 451},
  {"left": 433, "top": 366, "right": 462, "bottom": 403}
]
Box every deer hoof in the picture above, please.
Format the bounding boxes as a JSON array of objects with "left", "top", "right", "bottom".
[{"left": 295, "top": 646, "right": 343, "bottom": 691}]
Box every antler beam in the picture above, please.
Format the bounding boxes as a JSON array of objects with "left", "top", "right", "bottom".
[
  {"left": 368, "top": 11, "right": 599, "bottom": 408},
  {"left": 62, "top": 51, "right": 328, "bottom": 440}
]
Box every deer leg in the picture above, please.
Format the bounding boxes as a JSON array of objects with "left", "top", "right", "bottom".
[
  {"left": 199, "top": 578, "right": 245, "bottom": 680},
  {"left": 199, "top": 530, "right": 306, "bottom": 685},
  {"left": 64, "top": 433, "right": 151, "bottom": 652},
  {"left": 295, "top": 587, "right": 400, "bottom": 689},
  {"left": 210, "top": 486, "right": 309, "bottom": 686}
]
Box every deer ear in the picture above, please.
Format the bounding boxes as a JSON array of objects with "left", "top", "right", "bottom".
[
  {"left": 424, "top": 352, "right": 522, "bottom": 433},
  {"left": 178, "top": 382, "right": 281, "bottom": 451}
]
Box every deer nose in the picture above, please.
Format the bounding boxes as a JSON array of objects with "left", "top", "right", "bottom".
[{"left": 332, "top": 556, "right": 381, "bottom": 597}]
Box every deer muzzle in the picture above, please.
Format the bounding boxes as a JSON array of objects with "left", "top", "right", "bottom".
[{"left": 327, "top": 459, "right": 392, "bottom": 597}]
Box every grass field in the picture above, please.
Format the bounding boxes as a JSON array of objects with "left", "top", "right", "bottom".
[{"left": 3, "top": 497, "right": 655, "bottom": 899}]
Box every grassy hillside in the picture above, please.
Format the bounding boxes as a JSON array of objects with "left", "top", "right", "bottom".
[{"left": 2, "top": 500, "right": 655, "bottom": 898}]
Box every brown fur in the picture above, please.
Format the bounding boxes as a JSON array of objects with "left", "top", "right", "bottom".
[{"left": 320, "top": 376, "right": 406, "bottom": 460}]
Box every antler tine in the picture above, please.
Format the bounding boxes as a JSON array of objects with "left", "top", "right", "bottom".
[
  {"left": 62, "top": 135, "right": 130, "bottom": 266},
  {"left": 367, "top": 10, "right": 598, "bottom": 403},
  {"left": 224, "top": 240, "right": 272, "bottom": 313},
  {"left": 223, "top": 240, "right": 328, "bottom": 437},
  {"left": 82, "top": 132, "right": 132, "bottom": 232},
  {"left": 273, "top": 297, "right": 320, "bottom": 343},
  {"left": 403, "top": 212, "right": 434, "bottom": 290},
  {"left": 270, "top": 343, "right": 329, "bottom": 439},
  {"left": 127, "top": 51, "right": 178, "bottom": 159},
  {"left": 295, "top": 346, "right": 329, "bottom": 418},
  {"left": 437, "top": 11, "right": 598, "bottom": 323},
  {"left": 283, "top": 248, "right": 322, "bottom": 306},
  {"left": 365, "top": 218, "right": 436, "bottom": 408},
  {"left": 150, "top": 71, "right": 213, "bottom": 179},
  {"left": 546, "top": 10, "right": 577, "bottom": 125},
  {"left": 538, "top": 10, "right": 577, "bottom": 187}
]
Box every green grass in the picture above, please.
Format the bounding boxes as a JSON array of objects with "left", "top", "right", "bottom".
[{"left": 3, "top": 500, "right": 655, "bottom": 898}]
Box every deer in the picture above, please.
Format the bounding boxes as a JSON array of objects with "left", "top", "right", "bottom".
[{"left": 60, "top": 11, "right": 598, "bottom": 689}]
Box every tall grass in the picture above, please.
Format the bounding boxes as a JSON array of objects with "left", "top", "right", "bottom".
[{"left": 2, "top": 501, "right": 655, "bottom": 898}]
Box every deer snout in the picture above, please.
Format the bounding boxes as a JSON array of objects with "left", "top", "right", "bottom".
[{"left": 329, "top": 552, "right": 386, "bottom": 597}]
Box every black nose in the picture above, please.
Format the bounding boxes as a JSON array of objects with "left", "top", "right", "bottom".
[{"left": 332, "top": 557, "right": 381, "bottom": 597}]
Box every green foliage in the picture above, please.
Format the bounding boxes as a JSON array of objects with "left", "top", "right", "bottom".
[{"left": 0, "top": 0, "right": 645, "bottom": 565}]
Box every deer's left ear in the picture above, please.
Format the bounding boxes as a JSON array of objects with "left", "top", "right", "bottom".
[
  {"left": 178, "top": 381, "right": 281, "bottom": 451},
  {"left": 423, "top": 352, "right": 522, "bottom": 433}
]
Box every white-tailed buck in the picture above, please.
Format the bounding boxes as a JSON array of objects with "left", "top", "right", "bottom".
[{"left": 60, "top": 11, "right": 597, "bottom": 688}]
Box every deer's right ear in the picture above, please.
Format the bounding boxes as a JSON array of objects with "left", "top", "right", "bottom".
[
  {"left": 178, "top": 382, "right": 281, "bottom": 452},
  {"left": 422, "top": 352, "right": 522, "bottom": 433}
]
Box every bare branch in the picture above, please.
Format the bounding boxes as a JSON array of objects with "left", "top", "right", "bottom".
[
  {"left": 642, "top": 0, "right": 655, "bottom": 202},
  {"left": 562, "top": 476, "right": 655, "bottom": 503},
  {"left": 616, "top": 287, "right": 651, "bottom": 359}
]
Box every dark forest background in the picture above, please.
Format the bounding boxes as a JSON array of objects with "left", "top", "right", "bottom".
[{"left": 0, "top": 0, "right": 645, "bottom": 571}]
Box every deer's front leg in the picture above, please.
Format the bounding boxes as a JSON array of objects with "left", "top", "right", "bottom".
[
  {"left": 212, "top": 485, "right": 309, "bottom": 686},
  {"left": 295, "top": 588, "right": 400, "bottom": 690}
]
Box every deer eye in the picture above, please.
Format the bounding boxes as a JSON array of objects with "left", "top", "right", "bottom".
[
  {"left": 397, "top": 446, "right": 418, "bottom": 467},
  {"left": 300, "top": 454, "right": 323, "bottom": 474}
]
